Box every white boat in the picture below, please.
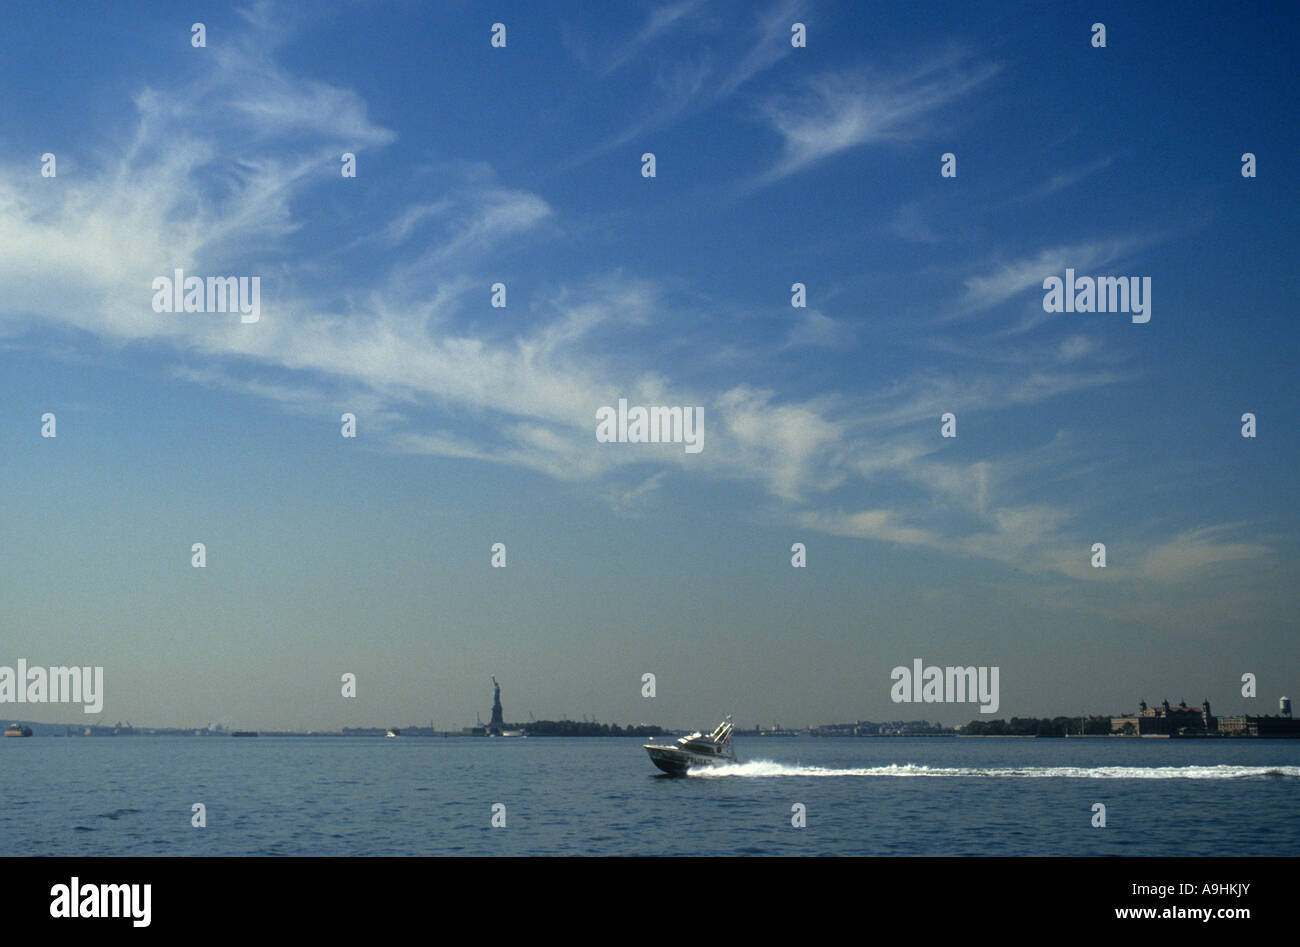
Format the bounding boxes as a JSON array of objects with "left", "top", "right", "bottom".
[
  {"left": 385, "top": 729, "right": 399, "bottom": 738},
  {"left": 644, "top": 718, "right": 736, "bottom": 775}
]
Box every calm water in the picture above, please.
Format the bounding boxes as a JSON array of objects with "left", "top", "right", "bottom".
[{"left": 2, "top": 736, "right": 1297, "bottom": 856}]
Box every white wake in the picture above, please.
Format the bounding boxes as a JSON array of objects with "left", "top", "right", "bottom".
[{"left": 688, "top": 760, "right": 1300, "bottom": 779}]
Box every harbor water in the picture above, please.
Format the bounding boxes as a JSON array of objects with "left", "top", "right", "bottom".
[{"left": 3, "top": 735, "right": 1296, "bottom": 856}]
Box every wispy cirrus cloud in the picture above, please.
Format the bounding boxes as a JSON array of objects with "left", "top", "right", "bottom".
[
  {"left": 586, "top": 0, "right": 705, "bottom": 77},
  {"left": 752, "top": 50, "right": 999, "bottom": 185},
  {"left": 1133, "top": 526, "right": 1273, "bottom": 583},
  {"left": 375, "top": 201, "right": 453, "bottom": 245},
  {"left": 784, "top": 309, "right": 853, "bottom": 348},
  {"left": 714, "top": 0, "right": 807, "bottom": 98},
  {"left": 1013, "top": 155, "right": 1115, "bottom": 204},
  {"left": 570, "top": 0, "right": 804, "bottom": 163},
  {"left": 797, "top": 461, "right": 1272, "bottom": 586},
  {"left": 956, "top": 236, "right": 1144, "bottom": 317},
  {"left": 0, "top": 5, "right": 1270, "bottom": 595}
]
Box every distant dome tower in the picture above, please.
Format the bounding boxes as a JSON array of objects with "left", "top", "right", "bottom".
[{"left": 1282, "top": 697, "right": 1292, "bottom": 718}]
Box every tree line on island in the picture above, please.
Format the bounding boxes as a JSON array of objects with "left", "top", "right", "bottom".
[
  {"left": 962, "top": 716, "right": 1113, "bottom": 737},
  {"left": 517, "top": 720, "right": 668, "bottom": 737}
]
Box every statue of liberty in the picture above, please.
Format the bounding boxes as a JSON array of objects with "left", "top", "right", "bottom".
[{"left": 489, "top": 676, "right": 504, "bottom": 734}]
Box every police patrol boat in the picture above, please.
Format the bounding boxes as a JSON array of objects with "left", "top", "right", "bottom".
[{"left": 644, "top": 717, "right": 736, "bottom": 775}]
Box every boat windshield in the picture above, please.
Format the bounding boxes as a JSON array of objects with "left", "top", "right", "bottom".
[{"left": 672, "top": 719, "right": 733, "bottom": 748}]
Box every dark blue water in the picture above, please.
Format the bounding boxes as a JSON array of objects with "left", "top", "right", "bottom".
[{"left": 3, "top": 736, "right": 1296, "bottom": 855}]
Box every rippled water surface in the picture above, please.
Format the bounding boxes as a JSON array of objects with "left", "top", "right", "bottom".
[{"left": 3, "top": 736, "right": 1297, "bottom": 855}]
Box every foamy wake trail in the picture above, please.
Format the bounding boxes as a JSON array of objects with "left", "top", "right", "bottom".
[{"left": 688, "top": 760, "right": 1300, "bottom": 779}]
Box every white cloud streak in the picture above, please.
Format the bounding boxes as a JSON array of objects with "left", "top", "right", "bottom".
[
  {"left": 0, "top": 10, "right": 1265, "bottom": 589},
  {"left": 754, "top": 52, "right": 999, "bottom": 185}
]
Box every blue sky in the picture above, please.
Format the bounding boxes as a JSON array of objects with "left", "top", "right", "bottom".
[{"left": 1, "top": 0, "right": 1297, "bottom": 730}]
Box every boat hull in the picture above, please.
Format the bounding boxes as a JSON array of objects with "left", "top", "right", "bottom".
[{"left": 644, "top": 745, "right": 730, "bottom": 776}]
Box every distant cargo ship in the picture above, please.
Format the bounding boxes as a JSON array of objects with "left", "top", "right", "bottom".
[
  {"left": 231, "top": 730, "right": 259, "bottom": 737},
  {"left": 4, "top": 724, "right": 33, "bottom": 738}
]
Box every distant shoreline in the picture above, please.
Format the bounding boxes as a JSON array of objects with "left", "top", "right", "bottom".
[{"left": 7, "top": 726, "right": 1299, "bottom": 740}]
